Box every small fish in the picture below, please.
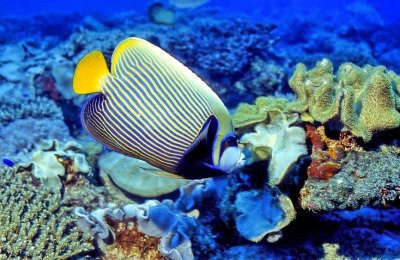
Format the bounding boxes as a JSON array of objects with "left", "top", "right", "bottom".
[
  {"left": 2, "top": 158, "right": 14, "bottom": 167},
  {"left": 169, "top": 0, "right": 210, "bottom": 9},
  {"left": 73, "top": 37, "right": 245, "bottom": 179}
]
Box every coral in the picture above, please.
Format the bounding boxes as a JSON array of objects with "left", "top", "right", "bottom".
[
  {"left": 288, "top": 59, "right": 340, "bottom": 122},
  {"left": 305, "top": 124, "right": 363, "bottom": 180},
  {"left": 239, "top": 112, "right": 307, "bottom": 186},
  {"left": 75, "top": 200, "right": 195, "bottom": 259},
  {"left": 148, "top": 3, "right": 175, "bottom": 25},
  {"left": 233, "top": 186, "right": 296, "bottom": 242},
  {"left": 18, "top": 139, "right": 91, "bottom": 191},
  {"left": 93, "top": 213, "right": 163, "bottom": 259},
  {"left": 340, "top": 63, "right": 400, "bottom": 140},
  {"left": 0, "top": 96, "right": 63, "bottom": 124},
  {"left": 166, "top": 17, "right": 277, "bottom": 106},
  {"left": 300, "top": 149, "right": 400, "bottom": 211},
  {"left": 98, "top": 152, "right": 189, "bottom": 197},
  {"left": 0, "top": 118, "right": 70, "bottom": 161},
  {"left": 232, "top": 96, "right": 290, "bottom": 130},
  {"left": 233, "top": 58, "right": 286, "bottom": 100},
  {"left": 0, "top": 167, "right": 93, "bottom": 258},
  {"left": 288, "top": 59, "right": 400, "bottom": 141},
  {"left": 169, "top": 0, "right": 210, "bottom": 9},
  {"left": 51, "top": 61, "right": 76, "bottom": 100}
]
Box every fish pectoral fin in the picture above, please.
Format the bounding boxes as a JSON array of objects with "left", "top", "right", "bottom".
[{"left": 73, "top": 50, "right": 110, "bottom": 94}]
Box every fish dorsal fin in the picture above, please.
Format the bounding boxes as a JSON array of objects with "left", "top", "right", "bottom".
[
  {"left": 73, "top": 50, "right": 110, "bottom": 94},
  {"left": 111, "top": 38, "right": 141, "bottom": 75}
]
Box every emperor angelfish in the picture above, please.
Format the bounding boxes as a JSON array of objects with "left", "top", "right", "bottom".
[{"left": 73, "top": 37, "right": 245, "bottom": 179}]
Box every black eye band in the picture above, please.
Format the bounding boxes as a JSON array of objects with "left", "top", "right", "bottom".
[{"left": 220, "top": 134, "right": 238, "bottom": 157}]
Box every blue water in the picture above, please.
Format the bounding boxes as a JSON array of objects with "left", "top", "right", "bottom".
[{"left": 1, "top": 0, "right": 400, "bottom": 258}]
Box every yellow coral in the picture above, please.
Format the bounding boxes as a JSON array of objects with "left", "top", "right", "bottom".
[
  {"left": 289, "top": 59, "right": 341, "bottom": 123},
  {"left": 232, "top": 96, "right": 290, "bottom": 129},
  {"left": 289, "top": 59, "right": 400, "bottom": 141}
]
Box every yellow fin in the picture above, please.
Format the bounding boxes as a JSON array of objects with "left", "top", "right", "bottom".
[{"left": 73, "top": 50, "right": 110, "bottom": 94}]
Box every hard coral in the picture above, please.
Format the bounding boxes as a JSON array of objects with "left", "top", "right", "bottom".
[
  {"left": 289, "top": 59, "right": 400, "bottom": 141},
  {"left": 300, "top": 148, "right": 400, "bottom": 211},
  {"left": 0, "top": 167, "right": 93, "bottom": 258}
]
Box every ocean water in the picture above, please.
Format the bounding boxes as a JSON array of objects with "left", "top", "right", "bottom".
[{"left": 0, "top": 0, "right": 400, "bottom": 259}]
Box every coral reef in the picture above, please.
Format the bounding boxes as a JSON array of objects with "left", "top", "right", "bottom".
[
  {"left": 1, "top": 5, "right": 400, "bottom": 258},
  {"left": 0, "top": 167, "right": 93, "bottom": 258},
  {"left": 0, "top": 118, "right": 70, "bottom": 162},
  {"left": 75, "top": 200, "right": 195, "bottom": 260},
  {"left": 233, "top": 99, "right": 306, "bottom": 186},
  {"left": 0, "top": 96, "right": 63, "bottom": 124},
  {"left": 305, "top": 124, "right": 363, "bottom": 181},
  {"left": 289, "top": 59, "right": 400, "bottom": 141},
  {"left": 232, "top": 186, "right": 295, "bottom": 242},
  {"left": 300, "top": 148, "right": 400, "bottom": 211},
  {"left": 239, "top": 113, "right": 307, "bottom": 186},
  {"left": 18, "top": 139, "right": 91, "bottom": 191},
  {"left": 233, "top": 58, "right": 286, "bottom": 98},
  {"left": 232, "top": 96, "right": 290, "bottom": 130}
]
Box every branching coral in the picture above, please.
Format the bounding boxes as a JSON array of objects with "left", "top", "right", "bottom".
[
  {"left": 0, "top": 167, "right": 93, "bottom": 258},
  {"left": 289, "top": 59, "right": 400, "bottom": 141}
]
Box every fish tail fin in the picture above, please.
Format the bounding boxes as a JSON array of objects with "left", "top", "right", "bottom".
[{"left": 73, "top": 50, "right": 110, "bottom": 94}]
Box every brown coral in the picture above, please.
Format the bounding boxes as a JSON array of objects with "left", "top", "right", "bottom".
[
  {"left": 98, "top": 216, "right": 163, "bottom": 260},
  {"left": 305, "top": 124, "right": 363, "bottom": 180}
]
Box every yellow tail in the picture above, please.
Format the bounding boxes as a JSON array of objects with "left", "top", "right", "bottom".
[{"left": 73, "top": 50, "right": 110, "bottom": 94}]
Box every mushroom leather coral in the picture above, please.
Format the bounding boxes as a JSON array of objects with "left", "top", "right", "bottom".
[{"left": 289, "top": 59, "right": 400, "bottom": 141}]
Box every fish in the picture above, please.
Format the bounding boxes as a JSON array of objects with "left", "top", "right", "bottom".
[
  {"left": 2, "top": 158, "right": 14, "bottom": 167},
  {"left": 169, "top": 0, "right": 210, "bottom": 9},
  {"left": 73, "top": 37, "right": 245, "bottom": 179}
]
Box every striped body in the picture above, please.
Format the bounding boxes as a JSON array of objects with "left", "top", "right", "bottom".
[{"left": 78, "top": 38, "right": 232, "bottom": 175}]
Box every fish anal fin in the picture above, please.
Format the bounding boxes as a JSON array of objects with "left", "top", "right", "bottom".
[
  {"left": 73, "top": 50, "right": 110, "bottom": 94},
  {"left": 145, "top": 168, "right": 184, "bottom": 179}
]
